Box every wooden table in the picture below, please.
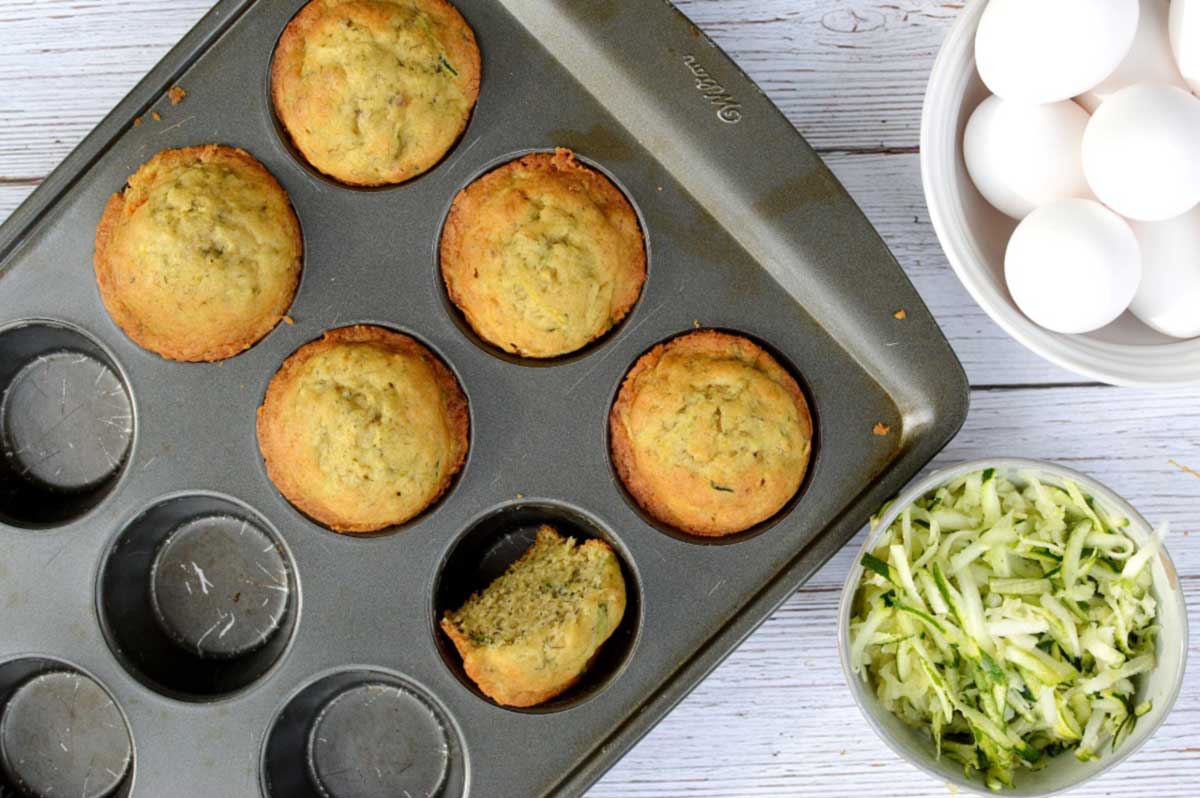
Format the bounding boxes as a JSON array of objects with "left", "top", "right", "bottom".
[{"left": 1, "top": 1, "right": 1196, "bottom": 795}]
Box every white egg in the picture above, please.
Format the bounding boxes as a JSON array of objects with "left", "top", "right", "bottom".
[
  {"left": 964, "top": 96, "right": 1092, "bottom": 219},
  {"left": 1170, "top": 0, "right": 1200, "bottom": 92},
  {"left": 1082, "top": 82, "right": 1200, "bottom": 221},
  {"left": 1128, "top": 206, "right": 1200, "bottom": 338},
  {"left": 1005, "top": 199, "right": 1141, "bottom": 334},
  {"left": 1078, "top": 0, "right": 1186, "bottom": 112},
  {"left": 976, "top": 0, "right": 1139, "bottom": 104}
]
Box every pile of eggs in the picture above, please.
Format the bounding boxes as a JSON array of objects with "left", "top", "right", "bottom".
[{"left": 966, "top": 0, "right": 1200, "bottom": 339}]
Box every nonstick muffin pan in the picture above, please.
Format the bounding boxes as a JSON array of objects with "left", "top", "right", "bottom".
[{"left": 0, "top": 1, "right": 969, "bottom": 796}]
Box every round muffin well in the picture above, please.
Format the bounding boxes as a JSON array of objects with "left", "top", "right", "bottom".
[
  {"left": 93, "top": 145, "right": 302, "bottom": 362},
  {"left": 440, "top": 149, "right": 646, "bottom": 359},
  {"left": 432, "top": 501, "right": 643, "bottom": 713},
  {"left": 270, "top": 0, "right": 481, "bottom": 187},
  {"left": 609, "top": 330, "right": 813, "bottom": 538},
  {"left": 256, "top": 325, "right": 469, "bottom": 533}
]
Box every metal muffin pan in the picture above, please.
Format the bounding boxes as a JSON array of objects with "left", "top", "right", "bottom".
[{"left": 0, "top": 0, "right": 969, "bottom": 796}]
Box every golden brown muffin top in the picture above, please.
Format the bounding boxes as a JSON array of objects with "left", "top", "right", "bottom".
[
  {"left": 94, "top": 145, "right": 302, "bottom": 362},
  {"left": 271, "top": 0, "right": 481, "bottom": 186},
  {"left": 610, "top": 330, "right": 813, "bottom": 537},
  {"left": 440, "top": 149, "right": 646, "bottom": 358},
  {"left": 441, "top": 525, "right": 626, "bottom": 707},
  {"left": 257, "top": 325, "right": 469, "bottom": 533}
]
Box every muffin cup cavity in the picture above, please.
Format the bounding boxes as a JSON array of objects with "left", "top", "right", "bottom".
[
  {"left": 0, "top": 658, "right": 133, "bottom": 798},
  {"left": 0, "top": 321, "right": 134, "bottom": 529},
  {"left": 432, "top": 501, "right": 642, "bottom": 713},
  {"left": 261, "top": 668, "right": 466, "bottom": 798},
  {"left": 606, "top": 327, "right": 819, "bottom": 546},
  {"left": 97, "top": 493, "right": 298, "bottom": 701},
  {"left": 434, "top": 149, "right": 650, "bottom": 366}
]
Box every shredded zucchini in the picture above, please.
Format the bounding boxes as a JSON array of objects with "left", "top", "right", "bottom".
[{"left": 849, "top": 469, "right": 1161, "bottom": 791}]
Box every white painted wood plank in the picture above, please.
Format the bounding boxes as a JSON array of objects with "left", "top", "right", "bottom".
[
  {"left": 0, "top": 0, "right": 212, "bottom": 178},
  {"left": 591, "top": 384, "right": 1200, "bottom": 796}
]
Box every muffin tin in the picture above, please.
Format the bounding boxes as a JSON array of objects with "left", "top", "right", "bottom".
[{"left": 0, "top": 0, "right": 969, "bottom": 795}]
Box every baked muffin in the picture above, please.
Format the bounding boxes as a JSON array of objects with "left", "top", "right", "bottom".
[
  {"left": 610, "top": 330, "right": 813, "bottom": 537},
  {"left": 441, "top": 525, "right": 626, "bottom": 707},
  {"left": 440, "top": 149, "right": 646, "bottom": 358},
  {"left": 271, "top": 0, "right": 481, "bottom": 186},
  {"left": 256, "top": 325, "right": 469, "bottom": 532},
  {"left": 94, "top": 145, "right": 302, "bottom": 362}
]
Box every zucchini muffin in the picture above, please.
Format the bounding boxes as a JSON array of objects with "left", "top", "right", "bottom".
[
  {"left": 256, "top": 325, "right": 469, "bottom": 533},
  {"left": 440, "top": 149, "right": 646, "bottom": 358},
  {"left": 94, "top": 145, "right": 302, "bottom": 362},
  {"left": 610, "top": 331, "right": 813, "bottom": 537},
  {"left": 441, "top": 525, "right": 626, "bottom": 707},
  {"left": 271, "top": 0, "right": 481, "bottom": 186}
]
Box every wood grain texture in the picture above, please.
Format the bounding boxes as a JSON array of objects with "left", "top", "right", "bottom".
[{"left": 1, "top": 2, "right": 1198, "bottom": 797}]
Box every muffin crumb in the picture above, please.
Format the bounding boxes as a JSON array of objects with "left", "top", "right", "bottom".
[
  {"left": 893, "top": 309, "right": 907, "bottom": 320},
  {"left": 873, "top": 422, "right": 891, "bottom": 436},
  {"left": 168, "top": 86, "right": 187, "bottom": 105}
]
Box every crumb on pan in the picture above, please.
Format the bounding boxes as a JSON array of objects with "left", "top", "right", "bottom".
[
  {"left": 168, "top": 86, "right": 187, "bottom": 105},
  {"left": 282, "top": 315, "right": 294, "bottom": 325},
  {"left": 133, "top": 116, "right": 143, "bottom": 127},
  {"left": 151, "top": 110, "right": 162, "bottom": 122},
  {"left": 873, "top": 422, "right": 891, "bottom": 436},
  {"left": 893, "top": 309, "right": 907, "bottom": 320}
]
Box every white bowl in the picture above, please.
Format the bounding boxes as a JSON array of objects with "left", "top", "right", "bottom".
[
  {"left": 837, "top": 458, "right": 1188, "bottom": 797},
  {"left": 921, "top": 0, "right": 1200, "bottom": 386}
]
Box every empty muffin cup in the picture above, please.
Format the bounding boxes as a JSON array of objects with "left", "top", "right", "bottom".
[
  {"left": 0, "top": 321, "right": 133, "bottom": 528},
  {"left": 262, "top": 669, "right": 465, "bottom": 798},
  {"left": 98, "top": 493, "right": 297, "bottom": 700},
  {"left": 432, "top": 501, "right": 642, "bottom": 712},
  {"left": 0, "top": 658, "right": 133, "bottom": 798}
]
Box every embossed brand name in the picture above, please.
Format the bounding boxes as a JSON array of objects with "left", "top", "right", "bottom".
[{"left": 682, "top": 54, "right": 742, "bottom": 124}]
